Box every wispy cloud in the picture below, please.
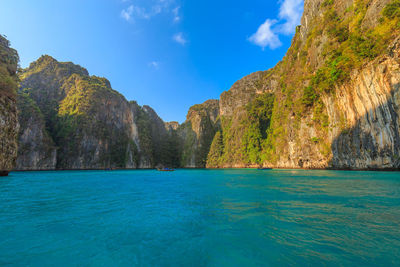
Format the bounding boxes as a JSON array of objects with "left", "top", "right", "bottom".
[
  {"left": 173, "top": 32, "right": 187, "bottom": 45},
  {"left": 172, "top": 6, "right": 181, "bottom": 23},
  {"left": 121, "top": 5, "right": 134, "bottom": 21},
  {"left": 248, "top": 0, "right": 303, "bottom": 50},
  {"left": 120, "top": 0, "right": 182, "bottom": 23},
  {"left": 148, "top": 61, "right": 160, "bottom": 69},
  {"left": 121, "top": 5, "right": 156, "bottom": 21}
]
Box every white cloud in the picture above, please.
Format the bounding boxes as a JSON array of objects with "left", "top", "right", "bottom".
[
  {"left": 248, "top": 19, "right": 281, "bottom": 50},
  {"left": 278, "top": 0, "right": 304, "bottom": 35},
  {"left": 121, "top": 5, "right": 134, "bottom": 21},
  {"left": 172, "top": 6, "right": 181, "bottom": 23},
  {"left": 120, "top": 1, "right": 181, "bottom": 23},
  {"left": 130, "top": 5, "right": 152, "bottom": 20},
  {"left": 173, "top": 32, "right": 187, "bottom": 45},
  {"left": 249, "top": 0, "right": 304, "bottom": 50},
  {"left": 121, "top": 5, "right": 152, "bottom": 21},
  {"left": 148, "top": 61, "right": 160, "bottom": 69}
]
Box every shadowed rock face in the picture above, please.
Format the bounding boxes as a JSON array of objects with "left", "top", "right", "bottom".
[
  {"left": 16, "top": 92, "right": 57, "bottom": 170},
  {"left": 178, "top": 100, "right": 220, "bottom": 168},
  {"left": 0, "top": 35, "right": 19, "bottom": 173}
]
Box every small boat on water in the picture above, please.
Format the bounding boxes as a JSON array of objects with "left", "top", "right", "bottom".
[
  {"left": 0, "top": 170, "right": 9, "bottom": 176},
  {"left": 157, "top": 168, "right": 175, "bottom": 172}
]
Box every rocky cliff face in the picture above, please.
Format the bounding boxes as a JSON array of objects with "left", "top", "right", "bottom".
[
  {"left": 17, "top": 56, "right": 176, "bottom": 170},
  {"left": 0, "top": 35, "right": 19, "bottom": 174},
  {"left": 204, "top": 0, "right": 400, "bottom": 170},
  {"left": 329, "top": 39, "right": 400, "bottom": 169},
  {"left": 131, "top": 103, "right": 181, "bottom": 168},
  {"left": 178, "top": 100, "right": 220, "bottom": 167},
  {"left": 264, "top": 0, "right": 400, "bottom": 170},
  {"left": 16, "top": 92, "right": 57, "bottom": 170}
]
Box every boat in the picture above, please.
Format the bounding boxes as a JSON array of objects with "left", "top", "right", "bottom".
[{"left": 0, "top": 170, "right": 9, "bottom": 176}]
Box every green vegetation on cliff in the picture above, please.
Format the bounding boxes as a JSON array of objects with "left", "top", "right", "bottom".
[
  {"left": 0, "top": 35, "right": 19, "bottom": 97},
  {"left": 16, "top": 91, "right": 57, "bottom": 170},
  {"left": 207, "top": 93, "right": 274, "bottom": 167},
  {"left": 302, "top": 0, "right": 400, "bottom": 105},
  {"left": 205, "top": 0, "right": 400, "bottom": 169},
  {"left": 0, "top": 35, "right": 19, "bottom": 171},
  {"left": 206, "top": 131, "right": 224, "bottom": 167},
  {"left": 19, "top": 56, "right": 145, "bottom": 169},
  {"left": 18, "top": 55, "right": 184, "bottom": 170},
  {"left": 242, "top": 93, "right": 275, "bottom": 164},
  {"left": 179, "top": 100, "right": 220, "bottom": 168},
  {"left": 134, "top": 103, "right": 181, "bottom": 168}
]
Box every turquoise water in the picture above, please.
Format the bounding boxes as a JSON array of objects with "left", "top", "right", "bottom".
[{"left": 1, "top": 169, "right": 400, "bottom": 266}]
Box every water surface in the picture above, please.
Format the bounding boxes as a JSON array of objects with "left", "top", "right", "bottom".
[{"left": 1, "top": 169, "right": 400, "bottom": 266}]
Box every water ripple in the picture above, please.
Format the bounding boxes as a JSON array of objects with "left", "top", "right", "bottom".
[{"left": 0, "top": 169, "right": 399, "bottom": 266}]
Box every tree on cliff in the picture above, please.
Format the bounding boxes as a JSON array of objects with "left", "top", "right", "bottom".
[{"left": 206, "top": 131, "right": 224, "bottom": 168}]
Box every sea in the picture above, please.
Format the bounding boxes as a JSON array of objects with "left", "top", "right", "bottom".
[{"left": 1, "top": 169, "right": 399, "bottom": 266}]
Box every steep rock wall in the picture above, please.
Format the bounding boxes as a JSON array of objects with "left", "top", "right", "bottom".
[
  {"left": 329, "top": 39, "right": 400, "bottom": 168},
  {"left": 266, "top": 0, "right": 400, "bottom": 169},
  {"left": 178, "top": 100, "right": 220, "bottom": 167},
  {"left": 17, "top": 56, "right": 174, "bottom": 170},
  {"left": 0, "top": 35, "right": 19, "bottom": 174},
  {"left": 206, "top": 0, "right": 400, "bottom": 170},
  {"left": 16, "top": 92, "right": 57, "bottom": 170}
]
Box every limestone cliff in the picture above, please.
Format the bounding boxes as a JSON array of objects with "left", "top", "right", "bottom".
[
  {"left": 17, "top": 56, "right": 176, "bottom": 169},
  {"left": 205, "top": 0, "right": 400, "bottom": 170},
  {"left": 178, "top": 100, "right": 220, "bottom": 167},
  {"left": 131, "top": 103, "right": 181, "bottom": 168},
  {"left": 16, "top": 92, "right": 57, "bottom": 170},
  {"left": 0, "top": 35, "right": 19, "bottom": 175}
]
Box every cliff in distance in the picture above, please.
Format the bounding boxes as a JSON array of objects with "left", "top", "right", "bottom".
[
  {"left": 178, "top": 99, "right": 220, "bottom": 168},
  {"left": 0, "top": 35, "right": 19, "bottom": 174},
  {"left": 203, "top": 0, "right": 400, "bottom": 169},
  {"left": 16, "top": 56, "right": 180, "bottom": 170}
]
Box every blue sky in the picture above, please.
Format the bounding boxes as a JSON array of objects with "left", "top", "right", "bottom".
[{"left": 0, "top": 0, "right": 303, "bottom": 123}]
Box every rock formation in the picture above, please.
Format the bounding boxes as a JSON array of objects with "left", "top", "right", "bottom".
[
  {"left": 178, "top": 99, "right": 220, "bottom": 167},
  {"left": 203, "top": 0, "right": 400, "bottom": 170},
  {"left": 0, "top": 35, "right": 19, "bottom": 175},
  {"left": 16, "top": 56, "right": 179, "bottom": 170}
]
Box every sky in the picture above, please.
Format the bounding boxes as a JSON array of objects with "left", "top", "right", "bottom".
[{"left": 0, "top": 0, "right": 303, "bottom": 123}]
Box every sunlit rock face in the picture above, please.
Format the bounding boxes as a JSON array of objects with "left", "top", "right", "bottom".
[
  {"left": 203, "top": 0, "right": 400, "bottom": 169},
  {"left": 328, "top": 39, "right": 400, "bottom": 169}
]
